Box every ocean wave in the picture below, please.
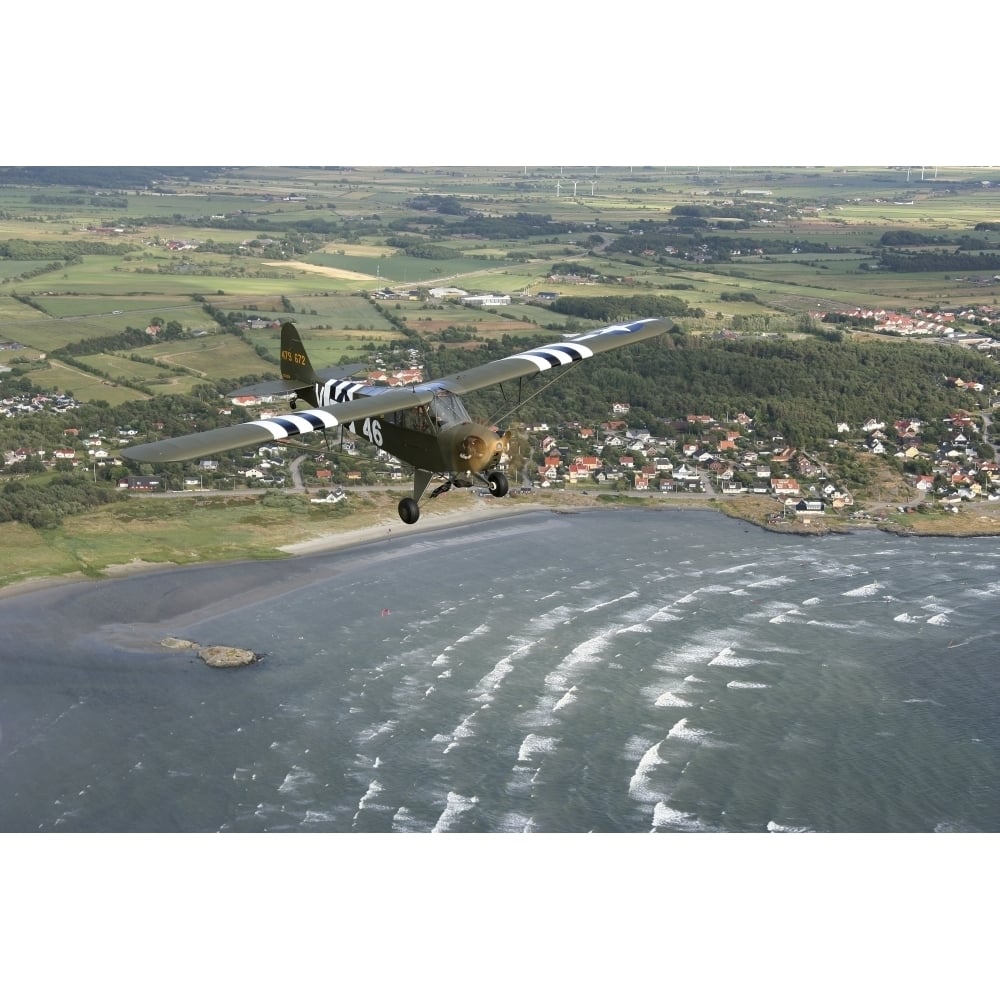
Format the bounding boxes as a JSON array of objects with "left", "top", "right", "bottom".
[
  {"left": 766, "top": 820, "right": 813, "bottom": 833},
  {"left": 668, "top": 717, "right": 710, "bottom": 743},
  {"left": 455, "top": 622, "right": 491, "bottom": 643},
  {"left": 432, "top": 791, "right": 480, "bottom": 832},
  {"left": 392, "top": 806, "right": 428, "bottom": 833},
  {"left": 769, "top": 613, "right": 805, "bottom": 624},
  {"left": 709, "top": 647, "right": 758, "bottom": 668},
  {"left": 806, "top": 619, "right": 863, "bottom": 631},
  {"left": 553, "top": 687, "right": 579, "bottom": 713},
  {"left": 842, "top": 581, "right": 884, "bottom": 598},
  {"left": 518, "top": 733, "right": 558, "bottom": 761},
  {"left": 301, "top": 810, "right": 338, "bottom": 826},
  {"left": 727, "top": 680, "right": 769, "bottom": 689},
  {"left": 443, "top": 710, "right": 482, "bottom": 753},
  {"left": 356, "top": 779, "right": 391, "bottom": 813},
  {"left": 651, "top": 803, "right": 712, "bottom": 831},
  {"left": 654, "top": 690, "right": 694, "bottom": 708},
  {"left": 278, "top": 764, "right": 316, "bottom": 795},
  {"left": 628, "top": 740, "right": 665, "bottom": 802},
  {"left": 648, "top": 610, "right": 683, "bottom": 622},
  {"left": 584, "top": 590, "right": 639, "bottom": 613},
  {"left": 746, "top": 574, "right": 796, "bottom": 590},
  {"left": 496, "top": 812, "right": 533, "bottom": 833},
  {"left": 713, "top": 561, "right": 759, "bottom": 576}
]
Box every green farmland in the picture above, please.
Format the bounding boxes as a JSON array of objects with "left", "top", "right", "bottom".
[{"left": 2, "top": 164, "right": 999, "bottom": 405}]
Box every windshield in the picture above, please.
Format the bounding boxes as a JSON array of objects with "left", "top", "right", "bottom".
[{"left": 429, "top": 391, "right": 472, "bottom": 428}]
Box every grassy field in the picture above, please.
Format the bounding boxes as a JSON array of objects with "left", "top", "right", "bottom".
[{"left": 0, "top": 489, "right": 407, "bottom": 589}]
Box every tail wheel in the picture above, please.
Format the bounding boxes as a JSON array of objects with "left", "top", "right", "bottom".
[
  {"left": 398, "top": 497, "right": 420, "bottom": 524},
  {"left": 487, "top": 471, "right": 509, "bottom": 497}
]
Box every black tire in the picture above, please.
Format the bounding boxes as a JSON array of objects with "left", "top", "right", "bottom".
[
  {"left": 487, "top": 471, "right": 509, "bottom": 497},
  {"left": 398, "top": 497, "right": 420, "bottom": 524}
]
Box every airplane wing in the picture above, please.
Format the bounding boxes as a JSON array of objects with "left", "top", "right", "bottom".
[
  {"left": 121, "top": 317, "right": 669, "bottom": 464},
  {"left": 423, "top": 317, "right": 671, "bottom": 395},
  {"left": 121, "top": 386, "right": 435, "bottom": 463}
]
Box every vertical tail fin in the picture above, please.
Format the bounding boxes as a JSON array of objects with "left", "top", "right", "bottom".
[{"left": 280, "top": 322, "right": 318, "bottom": 385}]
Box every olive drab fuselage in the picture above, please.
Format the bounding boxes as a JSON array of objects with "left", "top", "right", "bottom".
[{"left": 292, "top": 377, "right": 505, "bottom": 475}]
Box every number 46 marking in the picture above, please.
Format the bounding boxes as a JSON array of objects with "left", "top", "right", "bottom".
[{"left": 362, "top": 418, "right": 383, "bottom": 447}]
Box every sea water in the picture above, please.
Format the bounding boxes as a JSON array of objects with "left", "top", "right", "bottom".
[{"left": 1, "top": 508, "right": 998, "bottom": 832}]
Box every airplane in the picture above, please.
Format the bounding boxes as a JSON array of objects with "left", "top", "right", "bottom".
[{"left": 121, "top": 316, "right": 671, "bottom": 524}]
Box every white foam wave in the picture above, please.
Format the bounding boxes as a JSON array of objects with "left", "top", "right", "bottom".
[
  {"left": 767, "top": 820, "right": 813, "bottom": 833},
  {"left": 893, "top": 612, "right": 922, "bottom": 623},
  {"left": 432, "top": 791, "right": 480, "bottom": 832},
  {"left": 714, "top": 561, "right": 758, "bottom": 575},
  {"left": 392, "top": 806, "right": 428, "bottom": 832},
  {"left": 652, "top": 803, "right": 711, "bottom": 831},
  {"left": 746, "top": 574, "right": 795, "bottom": 589},
  {"left": 842, "top": 581, "right": 884, "bottom": 598},
  {"left": 801, "top": 596, "right": 822, "bottom": 606},
  {"left": 628, "top": 741, "right": 665, "bottom": 802},
  {"left": 496, "top": 812, "right": 534, "bottom": 832},
  {"left": 648, "top": 610, "right": 682, "bottom": 622},
  {"left": 584, "top": 590, "right": 639, "bottom": 613},
  {"left": 301, "top": 810, "right": 338, "bottom": 825},
  {"left": 709, "top": 647, "right": 758, "bottom": 668},
  {"left": 443, "top": 710, "right": 482, "bottom": 754},
  {"left": 926, "top": 613, "right": 949, "bottom": 626},
  {"left": 654, "top": 691, "right": 694, "bottom": 707},
  {"left": 806, "top": 619, "right": 862, "bottom": 631},
  {"left": 455, "top": 623, "right": 491, "bottom": 643},
  {"left": 356, "top": 779, "right": 390, "bottom": 812},
  {"left": 769, "top": 613, "right": 803, "bottom": 624},
  {"left": 470, "top": 650, "right": 522, "bottom": 703},
  {"left": 727, "top": 680, "right": 769, "bottom": 689},
  {"left": 357, "top": 719, "right": 398, "bottom": 743},
  {"left": 278, "top": 765, "right": 316, "bottom": 795},
  {"left": 518, "top": 733, "right": 558, "bottom": 761},
  {"left": 668, "top": 717, "right": 710, "bottom": 743},
  {"left": 553, "top": 687, "right": 579, "bottom": 713}
]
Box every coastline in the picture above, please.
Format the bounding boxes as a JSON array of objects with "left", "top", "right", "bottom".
[{"left": 3, "top": 489, "right": 1000, "bottom": 607}]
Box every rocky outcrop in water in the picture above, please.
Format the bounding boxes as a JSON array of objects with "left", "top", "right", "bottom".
[{"left": 161, "top": 636, "right": 260, "bottom": 668}]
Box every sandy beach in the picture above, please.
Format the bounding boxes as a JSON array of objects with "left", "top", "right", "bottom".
[
  {"left": 0, "top": 500, "right": 563, "bottom": 657},
  {"left": 0, "top": 496, "right": 568, "bottom": 605}
]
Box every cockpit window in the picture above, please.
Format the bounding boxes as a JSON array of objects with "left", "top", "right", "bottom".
[{"left": 429, "top": 391, "right": 471, "bottom": 427}]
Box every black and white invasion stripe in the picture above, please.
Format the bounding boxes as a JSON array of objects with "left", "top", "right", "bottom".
[
  {"left": 510, "top": 341, "right": 595, "bottom": 371},
  {"left": 248, "top": 409, "right": 340, "bottom": 442}
]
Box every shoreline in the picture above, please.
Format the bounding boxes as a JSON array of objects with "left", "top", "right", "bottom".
[{"left": 3, "top": 491, "right": 999, "bottom": 605}]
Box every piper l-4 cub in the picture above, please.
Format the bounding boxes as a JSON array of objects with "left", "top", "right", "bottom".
[{"left": 122, "top": 317, "right": 670, "bottom": 524}]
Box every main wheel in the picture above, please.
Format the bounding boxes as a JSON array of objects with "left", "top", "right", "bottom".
[
  {"left": 398, "top": 497, "right": 420, "bottom": 524},
  {"left": 487, "top": 471, "right": 509, "bottom": 497}
]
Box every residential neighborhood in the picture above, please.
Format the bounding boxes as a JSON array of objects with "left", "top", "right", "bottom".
[{"left": 3, "top": 293, "right": 1000, "bottom": 527}]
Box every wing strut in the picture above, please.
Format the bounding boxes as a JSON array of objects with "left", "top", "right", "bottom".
[{"left": 487, "top": 362, "right": 578, "bottom": 427}]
